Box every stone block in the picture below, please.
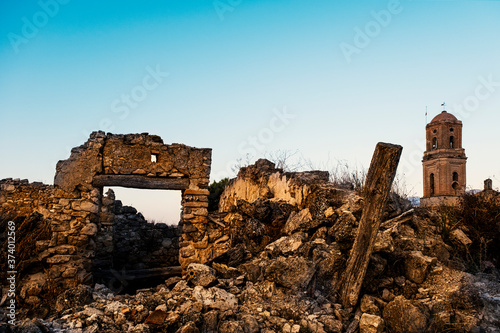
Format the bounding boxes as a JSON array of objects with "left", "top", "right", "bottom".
[
  {"left": 191, "top": 208, "right": 208, "bottom": 216},
  {"left": 144, "top": 309, "right": 168, "bottom": 325},
  {"left": 192, "top": 235, "right": 209, "bottom": 249},
  {"left": 62, "top": 267, "right": 78, "bottom": 278},
  {"left": 404, "top": 251, "right": 436, "bottom": 284},
  {"left": 360, "top": 295, "right": 381, "bottom": 315},
  {"left": 81, "top": 223, "right": 98, "bottom": 236},
  {"left": 180, "top": 245, "right": 196, "bottom": 258},
  {"left": 283, "top": 208, "right": 318, "bottom": 234},
  {"left": 186, "top": 263, "right": 217, "bottom": 287},
  {"left": 47, "top": 254, "right": 72, "bottom": 264},
  {"left": 265, "top": 233, "right": 305, "bottom": 256},
  {"left": 373, "top": 230, "right": 395, "bottom": 253},
  {"left": 360, "top": 313, "right": 385, "bottom": 333},
  {"left": 71, "top": 200, "right": 99, "bottom": 213},
  {"left": 449, "top": 229, "right": 472, "bottom": 247},
  {"left": 53, "top": 245, "right": 77, "bottom": 255},
  {"left": 193, "top": 286, "right": 238, "bottom": 311},
  {"left": 182, "top": 222, "right": 197, "bottom": 233},
  {"left": 263, "top": 256, "right": 315, "bottom": 290},
  {"left": 324, "top": 207, "right": 336, "bottom": 218},
  {"left": 51, "top": 223, "right": 70, "bottom": 232},
  {"left": 48, "top": 265, "right": 63, "bottom": 279},
  {"left": 183, "top": 201, "right": 209, "bottom": 208},
  {"left": 383, "top": 296, "right": 427, "bottom": 333},
  {"left": 184, "top": 189, "right": 210, "bottom": 196}
]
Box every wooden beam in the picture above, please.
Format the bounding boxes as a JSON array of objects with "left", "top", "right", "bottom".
[
  {"left": 93, "top": 266, "right": 182, "bottom": 281},
  {"left": 93, "top": 175, "right": 189, "bottom": 190},
  {"left": 338, "top": 142, "right": 402, "bottom": 308}
]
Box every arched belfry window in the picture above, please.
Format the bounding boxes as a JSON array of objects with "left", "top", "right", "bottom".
[
  {"left": 432, "top": 137, "right": 437, "bottom": 149},
  {"left": 453, "top": 172, "right": 458, "bottom": 182},
  {"left": 430, "top": 173, "right": 435, "bottom": 196},
  {"left": 450, "top": 136, "right": 454, "bottom": 148}
]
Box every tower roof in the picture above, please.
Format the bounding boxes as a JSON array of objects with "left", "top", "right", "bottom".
[{"left": 430, "top": 111, "right": 459, "bottom": 123}]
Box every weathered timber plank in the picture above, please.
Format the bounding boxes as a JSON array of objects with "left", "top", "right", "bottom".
[
  {"left": 338, "top": 142, "right": 402, "bottom": 308},
  {"left": 94, "top": 266, "right": 182, "bottom": 280},
  {"left": 93, "top": 175, "right": 189, "bottom": 190}
]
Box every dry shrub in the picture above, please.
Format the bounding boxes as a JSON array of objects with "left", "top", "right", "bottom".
[
  {"left": 431, "top": 192, "right": 500, "bottom": 272},
  {"left": 0, "top": 211, "right": 51, "bottom": 280},
  {"left": 457, "top": 192, "right": 500, "bottom": 271},
  {"left": 329, "top": 161, "right": 366, "bottom": 193}
]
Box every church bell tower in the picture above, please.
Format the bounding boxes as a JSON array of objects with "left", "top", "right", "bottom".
[{"left": 421, "top": 110, "right": 467, "bottom": 206}]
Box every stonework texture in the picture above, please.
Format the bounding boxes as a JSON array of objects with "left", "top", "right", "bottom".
[{"left": 0, "top": 131, "right": 212, "bottom": 302}]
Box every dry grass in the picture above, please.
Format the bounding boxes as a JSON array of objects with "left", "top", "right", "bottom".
[{"left": 426, "top": 192, "right": 500, "bottom": 273}]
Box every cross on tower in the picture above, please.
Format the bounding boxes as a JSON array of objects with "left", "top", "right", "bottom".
[{"left": 441, "top": 102, "right": 446, "bottom": 110}]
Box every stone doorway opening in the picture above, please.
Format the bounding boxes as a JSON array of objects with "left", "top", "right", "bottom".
[
  {"left": 52, "top": 132, "right": 212, "bottom": 292},
  {"left": 104, "top": 187, "right": 182, "bottom": 225},
  {"left": 97, "top": 187, "right": 182, "bottom": 294}
]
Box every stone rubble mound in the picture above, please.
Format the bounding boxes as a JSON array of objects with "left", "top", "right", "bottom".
[{"left": 3, "top": 159, "right": 500, "bottom": 333}]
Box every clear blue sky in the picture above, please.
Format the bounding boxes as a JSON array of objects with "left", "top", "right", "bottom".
[{"left": 1, "top": 0, "right": 500, "bottom": 222}]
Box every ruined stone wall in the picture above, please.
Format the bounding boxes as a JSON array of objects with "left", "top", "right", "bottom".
[
  {"left": 0, "top": 178, "right": 181, "bottom": 303},
  {"left": 187, "top": 160, "right": 338, "bottom": 265},
  {"left": 0, "top": 131, "right": 212, "bottom": 306},
  {"left": 54, "top": 132, "right": 211, "bottom": 193},
  {"left": 111, "top": 199, "right": 180, "bottom": 270},
  {"left": 0, "top": 178, "right": 100, "bottom": 306},
  {"left": 0, "top": 178, "right": 54, "bottom": 217},
  {"left": 54, "top": 131, "right": 212, "bottom": 270}
]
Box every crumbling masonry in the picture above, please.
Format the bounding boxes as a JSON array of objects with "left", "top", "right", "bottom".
[{"left": 0, "top": 132, "right": 211, "bottom": 293}]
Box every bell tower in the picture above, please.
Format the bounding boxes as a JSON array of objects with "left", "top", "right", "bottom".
[{"left": 421, "top": 110, "right": 467, "bottom": 206}]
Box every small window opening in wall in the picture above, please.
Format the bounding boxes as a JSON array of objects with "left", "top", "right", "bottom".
[
  {"left": 432, "top": 137, "right": 437, "bottom": 149},
  {"left": 452, "top": 181, "right": 459, "bottom": 194},
  {"left": 433, "top": 129, "right": 437, "bottom": 134},
  {"left": 430, "top": 173, "right": 435, "bottom": 196},
  {"left": 453, "top": 172, "right": 458, "bottom": 182},
  {"left": 450, "top": 136, "right": 454, "bottom": 148},
  {"left": 450, "top": 127, "right": 454, "bottom": 132},
  {"left": 151, "top": 153, "right": 158, "bottom": 163}
]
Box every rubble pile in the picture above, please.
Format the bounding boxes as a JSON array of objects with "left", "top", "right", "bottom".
[
  {"left": 111, "top": 198, "right": 180, "bottom": 271},
  {"left": 2, "top": 159, "right": 500, "bottom": 332}
]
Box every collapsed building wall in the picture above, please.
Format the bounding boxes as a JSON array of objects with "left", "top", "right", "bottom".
[
  {"left": 0, "top": 132, "right": 212, "bottom": 306},
  {"left": 0, "top": 178, "right": 96, "bottom": 290},
  {"left": 53, "top": 131, "right": 212, "bottom": 272}
]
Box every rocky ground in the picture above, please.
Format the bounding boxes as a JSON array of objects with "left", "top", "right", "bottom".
[{"left": 3, "top": 160, "right": 500, "bottom": 332}]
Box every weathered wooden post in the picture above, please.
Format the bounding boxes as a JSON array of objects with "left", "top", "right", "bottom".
[{"left": 338, "top": 142, "right": 402, "bottom": 308}]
